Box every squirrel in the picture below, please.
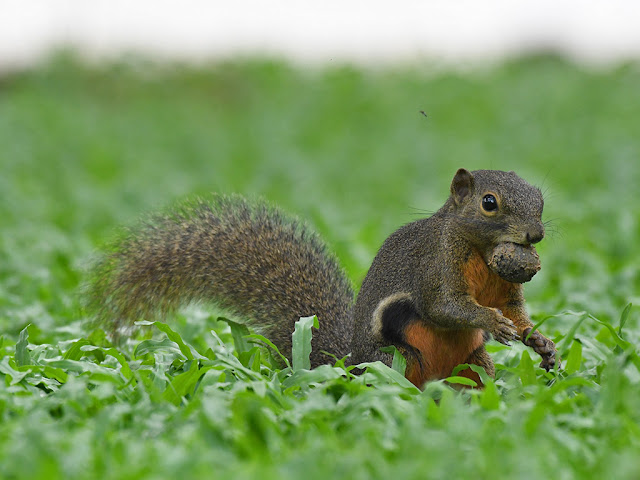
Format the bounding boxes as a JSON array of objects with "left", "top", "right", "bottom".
[{"left": 87, "top": 168, "right": 557, "bottom": 388}]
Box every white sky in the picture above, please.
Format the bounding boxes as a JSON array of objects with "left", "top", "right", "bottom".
[{"left": 1, "top": 0, "right": 639, "bottom": 70}]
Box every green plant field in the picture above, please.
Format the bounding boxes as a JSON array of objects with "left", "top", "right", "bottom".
[{"left": 1, "top": 54, "right": 639, "bottom": 479}]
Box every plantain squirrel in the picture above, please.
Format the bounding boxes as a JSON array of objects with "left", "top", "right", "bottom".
[{"left": 87, "top": 168, "right": 557, "bottom": 387}]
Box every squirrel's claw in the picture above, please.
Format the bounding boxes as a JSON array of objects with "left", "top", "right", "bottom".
[
  {"left": 490, "top": 316, "right": 519, "bottom": 345},
  {"left": 522, "top": 327, "right": 559, "bottom": 371},
  {"left": 539, "top": 355, "right": 556, "bottom": 372}
]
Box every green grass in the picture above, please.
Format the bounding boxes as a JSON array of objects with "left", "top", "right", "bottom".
[{"left": 1, "top": 53, "right": 640, "bottom": 479}]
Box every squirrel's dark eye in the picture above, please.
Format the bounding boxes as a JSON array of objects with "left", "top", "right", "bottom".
[{"left": 482, "top": 194, "right": 498, "bottom": 212}]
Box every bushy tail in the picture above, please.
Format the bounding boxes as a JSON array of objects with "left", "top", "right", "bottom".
[{"left": 86, "top": 195, "right": 355, "bottom": 366}]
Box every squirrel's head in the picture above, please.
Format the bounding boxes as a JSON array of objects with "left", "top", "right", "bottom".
[{"left": 447, "top": 168, "right": 545, "bottom": 248}]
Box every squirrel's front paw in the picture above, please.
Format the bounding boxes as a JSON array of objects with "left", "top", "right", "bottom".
[
  {"left": 490, "top": 315, "right": 519, "bottom": 346},
  {"left": 522, "top": 328, "right": 558, "bottom": 371}
]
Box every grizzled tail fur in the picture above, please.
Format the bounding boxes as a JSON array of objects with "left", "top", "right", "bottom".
[{"left": 86, "top": 195, "right": 355, "bottom": 367}]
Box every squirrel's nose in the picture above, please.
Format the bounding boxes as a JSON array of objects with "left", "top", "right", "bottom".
[{"left": 525, "top": 226, "right": 545, "bottom": 244}]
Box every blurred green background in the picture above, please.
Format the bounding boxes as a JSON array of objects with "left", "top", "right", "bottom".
[{"left": 1, "top": 53, "right": 639, "bottom": 338}]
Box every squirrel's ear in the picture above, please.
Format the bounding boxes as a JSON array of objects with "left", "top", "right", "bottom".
[{"left": 450, "top": 168, "right": 475, "bottom": 205}]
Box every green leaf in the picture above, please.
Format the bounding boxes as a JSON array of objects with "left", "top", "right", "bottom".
[
  {"left": 87, "top": 371, "right": 127, "bottom": 386},
  {"left": 618, "top": 303, "right": 633, "bottom": 337},
  {"left": 152, "top": 322, "right": 196, "bottom": 360},
  {"left": 43, "top": 359, "right": 88, "bottom": 373},
  {"left": 81, "top": 346, "right": 134, "bottom": 380},
  {"left": 15, "top": 325, "right": 31, "bottom": 367},
  {"left": 519, "top": 350, "right": 537, "bottom": 386},
  {"left": 163, "top": 361, "right": 207, "bottom": 405},
  {"left": 63, "top": 339, "right": 92, "bottom": 360},
  {"left": 450, "top": 363, "right": 493, "bottom": 387},
  {"left": 0, "top": 357, "right": 30, "bottom": 385},
  {"left": 524, "top": 404, "right": 547, "bottom": 435},
  {"left": 238, "top": 347, "right": 262, "bottom": 371},
  {"left": 283, "top": 365, "right": 347, "bottom": 389},
  {"left": 445, "top": 376, "right": 478, "bottom": 387},
  {"left": 220, "top": 318, "right": 252, "bottom": 354},
  {"left": 479, "top": 380, "right": 500, "bottom": 410},
  {"left": 380, "top": 345, "right": 407, "bottom": 376},
  {"left": 468, "top": 364, "right": 494, "bottom": 386},
  {"left": 134, "top": 338, "right": 184, "bottom": 358},
  {"left": 355, "top": 361, "right": 420, "bottom": 392},
  {"left": 246, "top": 334, "right": 291, "bottom": 368},
  {"left": 564, "top": 339, "right": 583, "bottom": 374},
  {"left": 528, "top": 314, "right": 553, "bottom": 334},
  {"left": 558, "top": 312, "right": 587, "bottom": 356},
  {"left": 587, "top": 314, "right": 631, "bottom": 351},
  {"left": 595, "top": 326, "right": 615, "bottom": 349},
  {"left": 43, "top": 365, "right": 68, "bottom": 384},
  {"left": 291, "top": 315, "right": 318, "bottom": 372}
]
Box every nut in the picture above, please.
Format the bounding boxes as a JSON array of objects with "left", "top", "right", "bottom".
[{"left": 487, "top": 242, "right": 541, "bottom": 283}]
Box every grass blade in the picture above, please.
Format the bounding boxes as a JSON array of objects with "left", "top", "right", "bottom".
[
  {"left": 618, "top": 303, "right": 633, "bottom": 337},
  {"left": 15, "top": 325, "right": 31, "bottom": 367},
  {"left": 291, "top": 315, "right": 318, "bottom": 371}
]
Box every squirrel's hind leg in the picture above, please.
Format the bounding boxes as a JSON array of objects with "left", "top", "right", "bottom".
[{"left": 455, "top": 345, "right": 495, "bottom": 388}]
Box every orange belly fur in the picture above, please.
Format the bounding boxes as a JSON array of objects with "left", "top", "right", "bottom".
[
  {"left": 405, "top": 249, "right": 514, "bottom": 387},
  {"left": 405, "top": 323, "right": 484, "bottom": 387}
]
